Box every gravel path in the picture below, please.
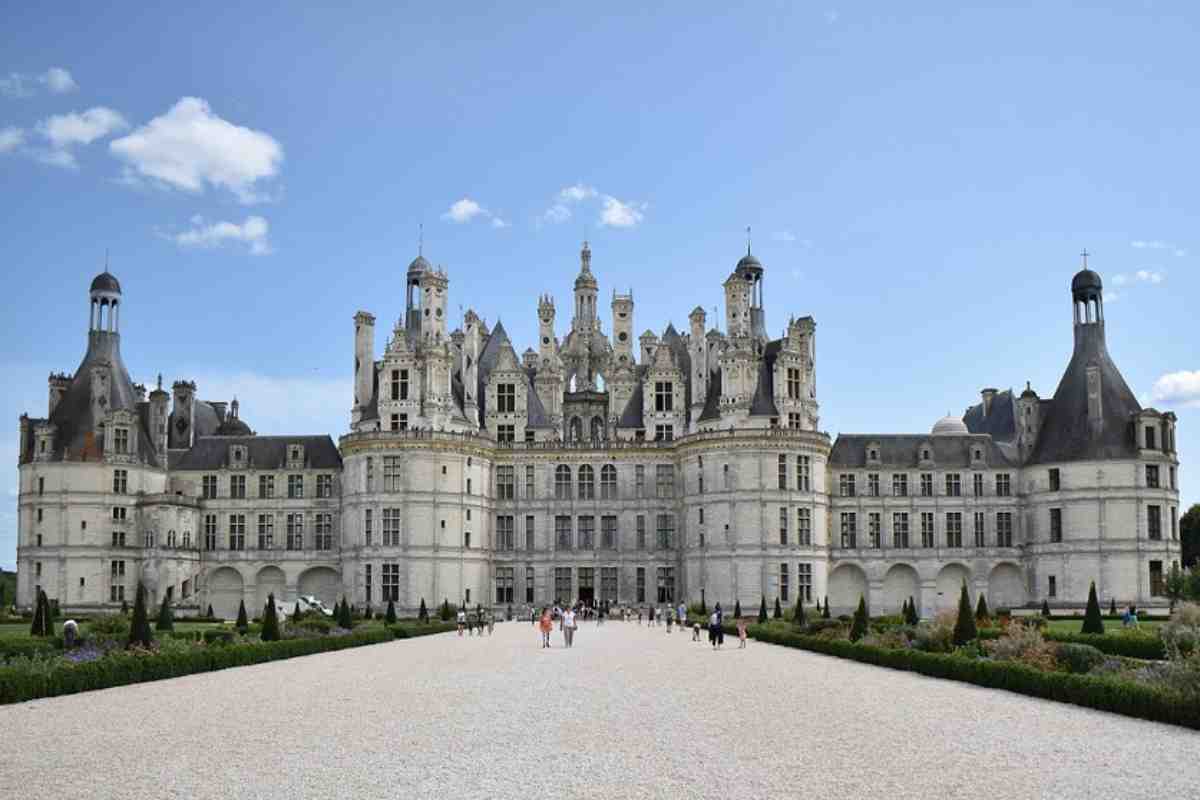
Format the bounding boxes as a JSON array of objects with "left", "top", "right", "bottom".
[{"left": 3, "top": 622, "right": 1198, "bottom": 799}]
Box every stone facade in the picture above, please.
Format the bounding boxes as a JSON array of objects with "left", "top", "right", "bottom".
[{"left": 14, "top": 252, "right": 1182, "bottom": 618}]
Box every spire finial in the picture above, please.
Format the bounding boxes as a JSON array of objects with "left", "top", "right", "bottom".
[
  {"left": 105, "top": 248, "right": 109, "bottom": 271},
  {"left": 746, "top": 226, "right": 751, "bottom": 256},
  {"left": 418, "top": 223, "right": 424, "bottom": 257},
  {"left": 156, "top": 373, "right": 162, "bottom": 390},
  {"left": 1080, "top": 248, "right": 1089, "bottom": 268}
]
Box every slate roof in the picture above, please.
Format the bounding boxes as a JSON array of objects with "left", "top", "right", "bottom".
[
  {"left": 170, "top": 435, "right": 342, "bottom": 470},
  {"left": 697, "top": 367, "right": 722, "bottom": 422},
  {"left": 1029, "top": 323, "right": 1140, "bottom": 464},
  {"left": 829, "top": 434, "right": 1013, "bottom": 468},
  {"left": 749, "top": 339, "right": 782, "bottom": 417},
  {"left": 616, "top": 366, "right": 649, "bottom": 428},
  {"left": 963, "top": 389, "right": 1018, "bottom": 443},
  {"left": 525, "top": 371, "right": 554, "bottom": 428}
]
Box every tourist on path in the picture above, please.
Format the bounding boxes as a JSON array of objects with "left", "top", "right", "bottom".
[
  {"left": 562, "top": 606, "right": 577, "bottom": 648},
  {"left": 678, "top": 603, "right": 687, "bottom": 630},
  {"left": 666, "top": 610, "right": 673, "bottom": 633},
  {"left": 708, "top": 610, "right": 720, "bottom": 649},
  {"left": 539, "top": 608, "right": 553, "bottom": 648},
  {"left": 487, "top": 613, "right": 495, "bottom": 636},
  {"left": 737, "top": 618, "right": 748, "bottom": 648},
  {"left": 457, "top": 608, "right": 466, "bottom": 636},
  {"left": 692, "top": 621, "right": 701, "bottom": 641}
]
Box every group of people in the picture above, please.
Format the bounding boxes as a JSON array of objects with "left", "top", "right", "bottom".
[
  {"left": 535, "top": 603, "right": 582, "bottom": 648},
  {"left": 455, "top": 607, "right": 495, "bottom": 637}
]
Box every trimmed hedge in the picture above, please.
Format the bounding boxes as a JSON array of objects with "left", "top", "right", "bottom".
[
  {"left": 1044, "top": 631, "right": 1166, "bottom": 660},
  {"left": 747, "top": 625, "right": 1199, "bottom": 730},
  {"left": 0, "top": 623, "right": 456, "bottom": 705}
]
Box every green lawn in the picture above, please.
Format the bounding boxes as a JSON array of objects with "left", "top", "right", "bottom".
[{"left": 1044, "top": 618, "right": 1164, "bottom": 635}]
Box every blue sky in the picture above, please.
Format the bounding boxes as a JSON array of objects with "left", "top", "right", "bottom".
[{"left": 2, "top": 3, "right": 1197, "bottom": 568}]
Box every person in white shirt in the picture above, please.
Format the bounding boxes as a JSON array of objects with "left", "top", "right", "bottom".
[
  {"left": 456, "top": 608, "right": 466, "bottom": 636},
  {"left": 562, "top": 607, "right": 577, "bottom": 647}
]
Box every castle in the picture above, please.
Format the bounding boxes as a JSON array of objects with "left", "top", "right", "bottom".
[{"left": 14, "top": 245, "right": 1183, "bottom": 618}]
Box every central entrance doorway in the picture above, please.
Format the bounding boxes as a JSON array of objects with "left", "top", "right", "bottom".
[{"left": 578, "top": 567, "right": 595, "bottom": 605}]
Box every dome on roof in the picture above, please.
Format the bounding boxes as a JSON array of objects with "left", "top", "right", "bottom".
[
  {"left": 931, "top": 415, "right": 969, "bottom": 436},
  {"left": 90, "top": 271, "right": 122, "bottom": 294},
  {"left": 1071, "top": 269, "right": 1102, "bottom": 293},
  {"left": 216, "top": 418, "right": 253, "bottom": 436},
  {"left": 407, "top": 254, "right": 431, "bottom": 274},
  {"left": 736, "top": 253, "right": 762, "bottom": 272}
]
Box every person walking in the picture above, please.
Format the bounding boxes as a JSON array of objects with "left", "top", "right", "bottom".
[
  {"left": 666, "top": 609, "right": 674, "bottom": 633},
  {"left": 736, "top": 617, "right": 748, "bottom": 648},
  {"left": 562, "top": 606, "right": 577, "bottom": 648},
  {"left": 487, "top": 613, "right": 495, "bottom": 636},
  {"left": 539, "top": 608, "right": 553, "bottom": 648},
  {"left": 708, "top": 610, "right": 720, "bottom": 649},
  {"left": 457, "top": 607, "right": 466, "bottom": 637}
]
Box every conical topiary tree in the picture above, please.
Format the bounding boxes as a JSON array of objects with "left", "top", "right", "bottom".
[
  {"left": 906, "top": 596, "right": 919, "bottom": 625},
  {"left": 793, "top": 597, "right": 806, "bottom": 626},
  {"left": 127, "top": 583, "right": 154, "bottom": 648},
  {"left": 386, "top": 599, "right": 397, "bottom": 625},
  {"left": 952, "top": 581, "right": 978, "bottom": 646},
  {"left": 734, "top": 599, "right": 741, "bottom": 618},
  {"left": 757, "top": 595, "right": 768, "bottom": 624},
  {"left": 1081, "top": 581, "right": 1104, "bottom": 635},
  {"left": 121, "top": 599, "right": 129, "bottom": 615},
  {"left": 156, "top": 594, "right": 174, "bottom": 631},
  {"left": 975, "top": 593, "right": 990, "bottom": 622},
  {"left": 773, "top": 597, "right": 782, "bottom": 619},
  {"left": 900, "top": 597, "right": 909, "bottom": 620},
  {"left": 815, "top": 596, "right": 822, "bottom": 615},
  {"left": 849, "top": 595, "right": 868, "bottom": 642},
  {"left": 418, "top": 597, "right": 428, "bottom": 623},
  {"left": 261, "top": 593, "right": 281, "bottom": 641},
  {"left": 29, "top": 589, "right": 50, "bottom": 636},
  {"left": 822, "top": 596, "right": 831, "bottom": 619},
  {"left": 1041, "top": 599, "right": 1052, "bottom": 618},
  {"left": 293, "top": 600, "right": 301, "bottom": 619},
  {"left": 439, "top": 598, "right": 452, "bottom": 621},
  {"left": 236, "top": 598, "right": 249, "bottom": 631},
  {"left": 1109, "top": 597, "right": 1117, "bottom": 617},
  {"left": 207, "top": 603, "right": 214, "bottom": 618}
]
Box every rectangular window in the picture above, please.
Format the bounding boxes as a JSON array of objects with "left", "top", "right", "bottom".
[
  {"left": 525, "top": 465, "right": 535, "bottom": 498},
  {"left": 316, "top": 474, "right": 334, "bottom": 498},
  {"left": 230, "top": 474, "right": 246, "bottom": 499},
  {"left": 555, "top": 567, "right": 572, "bottom": 603},
  {"left": 382, "top": 508, "right": 401, "bottom": 547},
  {"left": 1171, "top": 506, "right": 1178, "bottom": 540},
  {"left": 113, "top": 469, "right": 128, "bottom": 494},
  {"left": 995, "top": 473, "right": 1011, "bottom": 497},
  {"left": 383, "top": 457, "right": 402, "bottom": 492},
  {"left": 635, "top": 465, "right": 646, "bottom": 498},
  {"left": 1146, "top": 465, "right": 1160, "bottom": 489},
  {"left": 656, "top": 566, "right": 675, "bottom": 603},
  {"left": 656, "top": 465, "right": 674, "bottom": 498},
  {"left": 1049, "top": 468, "right": 1061, "bottom": 492},
  {"left": 1145, "top": 425, "right": 1157, "bottom": 450},
  {"left": 840, "top": 512, "right": 857, "bottom": 549},
  {"left": 364, "top": 564, "right": 372, "bottom": 604},
  {"left": 497, "top": 383, "right": 516, "bottom": 413},
  {"left": 654, "top": 424, "right": 674, "bottom": 442},
  {"left": 1170, "top": 466, "right": 1177, "bottom": 490},
  {"left": 654, "top": 381, "right": 674, "bottom": 412},
  {"left": 37, "top": 477, "right": 44, "bottom": 496},
  {"left": 868, "top": 512, "right": 881, "bottom": 548},
  {"left": 497, "top": 424, "right": 515, "bottom": 443},
  {"left": 796, "top": 456, "right": 810, "bottom": 491},
  {"left": 229, "top": 514, "right": 245, "bottom": 551},
  {"left": 600, "top": 567, "right": 618, "bottom": 603},
  {"left": 893, "top": 512, "right": 910, "bottom": 548},
  {"left": 577, "top": 567, "right": 594, "bottom": 600},
  {"left": 601, "top": 515, "right": 617, "bottom": 549},
  {"left": 555, "top": 515, "right": 572, "bottom": 550},
  {"left": 786, "top": 367, "right": 801, "bottom": 400},
  {"left": 697, "top": 459, "right": 704, "bottom": 495},
  {"left": 778, "top": 455, "right": 787, "bottom": 490},
  {"left": 1048, "top": 575, "right": 1057, "bottom": 598},
  {"left": 601, "top": 466, "right": 617, "bottom": 499},
  {"left": 259, "top": 474, "right": 275, "bottom": 498},
  {"left": 920, "top": 512, "right": 934, "bottom": 548},
  {"left": 920, "top": 473, "right": 933, "bottom": 497},
  {"left": 788, "top": 412, "right": 802, "bottom": 429},
  {"left": 973, "top": 473, "right": 984, "bottom": 498},
  {"left": 779, "top": 506, "right": 788, "bottom": 545},
  {"left": 973, "top": 512, "right": 985, "bottom": 547},
  {"left": 867, "top": 473, "right": 880, "bottom": 497},
  {"left": 996, "top": 512, "right": 1013, "bottom": 547},
  {"left": 1147, "top": 505, "right": 1162, "bottom": 540},
  {"left": 555, "top": 467, "right": 571, "bottom": 499},
  {"left": 287, "top": 513, "right": 305, "bottom": 550},
  {"left": 497, "top": 466, "right": 515, "bottom": 499},
  {"left": 839, "top": 474, "right": 856, "bottom": 497},
  {"left": 288, "top": 474, "right": 304, "bottom": 498},
  {"left": 496, "top": 567, "right": 514, "bottom": 604},
  {"left": 636, "top": 567, "right": 646, "bottom": 603},
  {"left": 314, "top": 514, "right": 333, "bottom": 550},
  {"left": 636, "top": 515, "right": 646, "bottom": 550},
  {"left": 656, "top": 514, "right": 675, "bottom": 549},
  {"left": 114, "top": 427, "right": 129, "bottom": 454},
  {"left": 526, "top": 567, "right": 535, "bottom": 603},
  {"left": 798, "top": 562, "right": 813, "bottom": 602},
  {"left": 945, "top": 473, "right": 961, "bottom": 497},
  {"left": 382, "top": 563, "right": 399, "bottom": 602},
  {"left": 892, "top": 473, "right": 908, "bottom": 497},
  {"left": 797, "top": 508, "right": 812, "bottom": 546},
  {"left": 945, "top": 512, "right": 962, "bottom": 548},
  {"left": 497, "top": 515, "right": 514, "bottom": 551},
  {"left": 1150, "top": 561, "right": 1165, "bottom": 597},
  {"left": 364, "top": 508, "right": 373, "bottom": 546},
  {"left": 204, "top": 514, "right": 217, "bottom": 550},
  {"left": 365, "top": 457, "right": 374, "bottom": 492},
  {"left": 1050, "top": 508, "right": 1063, "bottom": 543},
  {"left": 257, "top": 514, "right": 274, "bottom": 550},
  {"left": 780, "top": 563, "right": 790, "bottom": 602}
]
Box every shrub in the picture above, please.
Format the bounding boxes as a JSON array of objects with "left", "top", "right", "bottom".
[
  {"left": 849, "top": 596, "right": 869, "bottom": 642},
  {"left": 912, "top": 612, "right": 956, "bottom": 653},
  {"left": 202, "top": 629, "right": 235, "bottom": 646},
  {"left": 88, "top": 613, "right": 131, "bottom": 644},
  {"left": 1055, "top": 642, "right": 1106, "bottom": 674},
  {"left": 773, "top": 597, "right": 782, "bottom": 619},
  {"left": 156, "top": 595, "right": 174, "bottom": 632},
  {"left": 1162, "top": 602, "right": 1200, "bottom": 660},
  {"left": 439, "top": 599, "right": 453, "bottom": 622},
  {"left": 987, "top": 621, "right": 1058, "bottom": 671},
  {"left": 734, "top": 600, "right": 741, "bottom": 618},
  {"left": 386, "top": 599, "right": 397, "bottom": 625},
  {"left": 905, "top": 596, "right": 919, "bottom": 626},
  {"left": 261, "top": 594, "right": 281, "bottom": 642},
  {"left": 207, "top": 604, "right": 215, "bottom": 618},
  {"left": 1042, "top": 599, "right": 1052, "bottom": 617},
  {"left": 1046, "top": 630, "right": 1164, "bottom": 660},
  {"left": 953, "top": 582, "right": 978, "bottom": 646},
  {"left": 793, "top": 598, "right": 805, "bottom": 626},
  {"left": 1082, "top": 582, "right": 1105, "bottom": 635},
  {"left": 757, "top": 596, "right": 768, "bottom": 624},
  {"left": 236, "top": 600, "right": 248, "bottom": 632},
  {"left": 803, "top": 619, "right": 847, "bottom": 637},
  {"left": 418, "top": 598, "right": 428, "bottom": 623},
  {"left": 121, "top": 599, "right": 129, "bottom": 615},
  {"left": 127, "top": 584, "right": 153, "bottom": 649},
  {"left": 29, "top": 590, "right": 50, "bottom": 637},
  {"left": 291, "top": 614, "right": 335, "bottom": 635},
  {"left": 975, "top": 593, "right": 990, "bottom": 622},
  {"left": 1110, "top": 598, "right": 1118, "bottom": 617},
  {"left": 823, "top": 597, "right": 831, "bottom": 619}
]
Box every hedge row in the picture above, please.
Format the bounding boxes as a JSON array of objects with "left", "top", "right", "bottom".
[
  {"left": 0, "top": 623, "right": 454, "bottom": 705},
  {"left": 1043, "top": 631, "right": 1166, "bottom": 660},
  {"left": 748, "top": 626, "right": 1197, "bottom": 730}
]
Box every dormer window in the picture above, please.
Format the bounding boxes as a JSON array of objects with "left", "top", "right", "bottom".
[
  {"left": 497, "top": 383, "right": 516, "bottom": 413},
  {"left": 922, "top": 449, "right": 930, "bottom": 460},
  {"left": 114, "top": 428, "right": 129, "bottom": 454}
]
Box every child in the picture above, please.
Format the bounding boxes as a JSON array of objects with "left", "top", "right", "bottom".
[
  {"left": 692, "top": 622, "right": 701, "bottom": 641},
  {"left": 539, "top": 609, "right": 553, "bottom": 648},
  {"left": 737, "top": 617, "right": 748, "bottom": 649}
]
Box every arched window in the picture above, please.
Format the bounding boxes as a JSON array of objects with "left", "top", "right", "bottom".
[
  {"left": 569, "top": 417, "right": 583, "bottom": 442},
  {"left": 578, "top": 465, "right": 595, "bottom": 500},
  {"left": 590, "top": 416, "right": 604, "bottom": 442},
  {"left": 600, "top": 464, "right": 617, "bottom": 499},
  {"left": 555, "top": 465, "right": 572, "bottom": 499}
]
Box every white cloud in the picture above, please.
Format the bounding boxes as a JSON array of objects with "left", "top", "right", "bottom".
[
  {"left": 542, "top": 203, "right": 572, "bottom": 224},
  {"left": 1132, "top": 239, "right": 1185, "bottom": 256},
  {"left": 43, "top": 67, "right": 78, "bottom": 93},
  {"left": 0, "top": 67, "right": 78, "bottom": 98},
  {"left": 1135, "top": 269, "right": 1165, "bottom": 284},
  {"left": 171, "top": 215, "right": 272, "bottom": 255},
  {"left": 1112, "top": 274, "right": 1128, "bottom": 286},
  {"left": 39, "top": 106, "right": 128, "bottom": 148},
  {"left": 182, "top": 370, "right": 351, "bottom": 438},
  {"left": 0, "top": 73, "right": 32, "bottom": 98},
  {"left": 33, "top": 148, "right": 79, "bottom": 169},
  {"left": 0, "top": 126, "right": 23, "bottom": 153},
  {"left": 1105, "top": 290, "right": 1120, "bottom": 303},
  {"left": 110, "top": 97, "right": 283, "bottom": 203},
  {"left": 442, "top": 197, "right": 486, "bottom": 223},
  {"left": 1152, "top": 370, "right": 1200, "bottom": 408},
  {"left": 599, "top": 195, "right": 645, "bottom": 228},
  {"left": 559, "top": 183, "right": 597, "bottom": 203},
  {"left": 491, "top": 217, "right": 509, "bottom": 229}
]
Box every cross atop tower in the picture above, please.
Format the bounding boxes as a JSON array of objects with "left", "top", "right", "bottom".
[
  {"left": 746, "top": 226, "right": 752, "bottom": 256},
  {"left": 1080, "top": 248, "right": 1089, "bottom": 268}
]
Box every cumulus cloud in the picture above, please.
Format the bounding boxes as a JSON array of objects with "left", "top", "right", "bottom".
[
  {"left": 181, "top": 370, "right": 351, "bottom": 438},
  {"left": 110, "top": 97, "right": 283, "bottom": 203},
  {"left": 559, "top": 183, "right": 597, "bottom": 203},
  {"left": 491, "top": 217, "right": 509, "bottom": 229},
  {"left": 599, "top": 195, "right": 645, "bottom": 228},
  {"left": 1135, "top": 269, "right": 1165, "bottom": 284},
  {"left": 1112, "top": 274, "right": 1128, "bottom": 286},
  {"left": 772, "top": 231, "right": 797, "bottom": 242},
  {"left": 1152, "top": 370, "right": 1200, "bottom": 408},
  {"left": 442, "top": 197, "right": 485, "bottom": 223},
  {"left": 170, "top": 215, "right": 272, "bottom": 255},
  {"left": 0, "top": 126, "right": 23, "bottom": 153},
  {"left": 1132, "top": 239, "right": 1186, "bottom": 257},
  {"left": 39, "top": 107, "right": 128, "bottom": 147},
  {"left": 0, "top": 67, "right": 78, "bottom": 98}
]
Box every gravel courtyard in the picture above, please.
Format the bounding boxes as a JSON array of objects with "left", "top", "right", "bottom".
[{"left": 3, "top": 621, "right": 1198, "bottom": 799}]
